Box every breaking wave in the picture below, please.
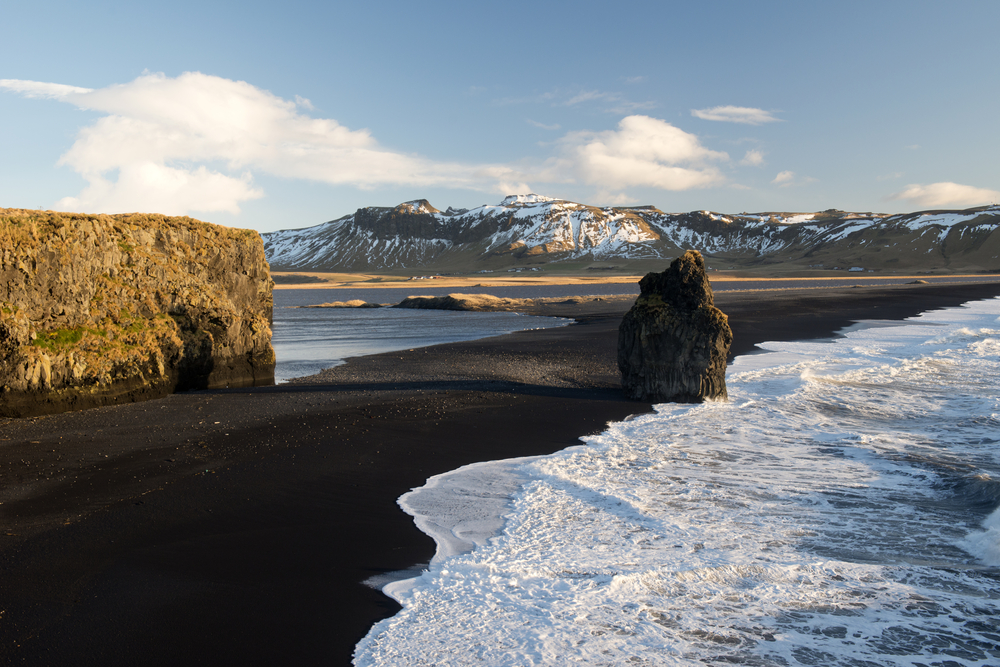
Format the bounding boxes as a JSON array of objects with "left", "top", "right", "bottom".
[{"left": 356, "top": 297, "right": 1000, "bottom": 666}]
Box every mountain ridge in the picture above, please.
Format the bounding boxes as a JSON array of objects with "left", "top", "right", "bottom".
[{"left": 262, "top": 196, "right": 1000, "bottom": 274}]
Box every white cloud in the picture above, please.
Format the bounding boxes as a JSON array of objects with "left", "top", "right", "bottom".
[
  {"left": 1, "top": 75, "right": 731, "bottom": 215},
  {"left": 889, "top": 182, "right": 1000, "bottom": 209},
  {"left": 599, "top": 192, "right": 640, "bottom": 205},
  {"left": 772, "top": 170, "right": 796, "bottom": 186},
  {"left": 57, "top": 163, "right": 263, "bottom": 215},
  {"left": 1, "top": 72, "right": 485, "bottom": 215},
  {"left": 771, "top": 170, "right": 816, "bottom": 188},
  {"left": 0, "top": 79, "right": 92, "bottom": 99},
  {"left": 497, "top": 87, "right": 654, "bottom": 114},
  {"left": 565, "top": 90, "right": 613, "bottom": 106},
  {"left": 691, "top": 106, "right": 781, "bottom": 125},
  {"left": 557, "top": 115, "right": 728, "bottom": 191},
  {"left": 604, "top": 99, "right": 658, "bottom": 115},
  {"left": 741, "top": 149, "right": 764, "bottom": 166},
  {"left": 526, "top": 119, "right": 561, "bottom": 131}
]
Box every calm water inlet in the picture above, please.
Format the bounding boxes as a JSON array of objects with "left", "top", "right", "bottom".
[{"left": 271, "top": 292, "right": 569, "bottom": 383}]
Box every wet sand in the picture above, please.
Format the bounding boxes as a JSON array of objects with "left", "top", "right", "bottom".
[{"left": 2, "top": 281, "right": 999, "bottom": 666}]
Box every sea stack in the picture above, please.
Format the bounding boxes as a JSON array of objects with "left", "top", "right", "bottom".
[
  {"left": 0, "top": 209, "right": 276, "bottom": 418},
  {"left": 617, "top": 250, "right": 732, "bottom": 402}
]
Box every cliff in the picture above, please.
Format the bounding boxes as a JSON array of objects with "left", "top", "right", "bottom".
[{"left": 0, "top": 209, "right": 275, "bottom": 418}]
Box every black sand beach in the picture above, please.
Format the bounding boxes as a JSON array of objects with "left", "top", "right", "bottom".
[{"left": 2, "top": 281, "right": 1000, "bottom": 666}]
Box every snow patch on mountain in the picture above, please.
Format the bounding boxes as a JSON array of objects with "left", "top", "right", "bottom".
[
  {"left": 499, "top": 194, "right": 560, "bottom": 206},
  {"left": 261, "top": 198, "right": 1000, "bottom": 272}
]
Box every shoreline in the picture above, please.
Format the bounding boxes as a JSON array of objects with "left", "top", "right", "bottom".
[
  {"left": 271, "top": 271, "right": 1000, "bottom": 290},
  {"left": 2, "top": 281, "right": 1000, "bottom": 666}
]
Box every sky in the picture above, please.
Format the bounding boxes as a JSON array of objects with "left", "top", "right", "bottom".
[{"left": 2, "top": 0, "right": 998, "bottom": 233}]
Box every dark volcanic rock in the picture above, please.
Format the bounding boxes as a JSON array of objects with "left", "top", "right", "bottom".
[{"left": 617, "top": 250, "right": 732, "bottom": 402}]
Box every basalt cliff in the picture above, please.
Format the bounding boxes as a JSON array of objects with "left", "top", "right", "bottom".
[{"left": 0, "top": 209, "right": 275, "bottom": 418}]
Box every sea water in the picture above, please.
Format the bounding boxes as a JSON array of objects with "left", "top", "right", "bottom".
[
  {"left": 271, "top": 302, "right": 569, "bottom": 383},
  {"left": 355, "top": 297, "right": 1000, "bottom": 666},
  {"left": 272, "top": 279, "right": 1000, "bottom": 384}
]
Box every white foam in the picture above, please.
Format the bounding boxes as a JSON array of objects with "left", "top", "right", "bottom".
[
  {"left": 355, "top": 297, "right": 1000, "bottom": 666},
  {"left": 383, "top": 458, "right": 537, "bottom": 602},
  {"left": 961, "top": 504, "right": 1000, "bottom": 566}
]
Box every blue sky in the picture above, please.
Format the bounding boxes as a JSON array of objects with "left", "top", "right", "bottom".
[{"left": 2, "top": 0, "right": 998, "bottom": 233}]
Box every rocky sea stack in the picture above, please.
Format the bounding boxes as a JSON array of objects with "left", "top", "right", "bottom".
[
  {"left": 618, "top": 250, "right": 732, "bottom": 403},
  {"left": 0, "top": 209, "right": 276, "bottom": 418}
]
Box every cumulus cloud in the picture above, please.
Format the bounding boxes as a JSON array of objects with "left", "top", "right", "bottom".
[
  {"left": 1, "top": 72, "right": 483, "bottom": 215},
  {"left": 772, "top": 170, "right": 796, "bottom": 186},
  {"left": 889, "top": 182, "right": 1000, "bottom": 209},
  {"left": 556, "top": 115, "right": 728, "bottom": 192},
  {"left": 58, "top": 164, "right": 262, "bottom": 215},
  {"left": 741, "top": 149, "right": 764, "bottom": 166},
  {"left": 691, "top": 106, "right": 781, "bottom": 125},
  {"left": 1, "top": 74, "right": 732, "bottom": 215},
  {"left": 771, "top": 170, "right": 816, "bottom": 188}
]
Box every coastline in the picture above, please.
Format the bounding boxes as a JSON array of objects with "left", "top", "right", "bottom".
[
  {"left": 2, "top": 281, "right": 1000, "bottom": 666},
  {"left": 270, "top": 271, "right": 1000, "bottom": 290}
]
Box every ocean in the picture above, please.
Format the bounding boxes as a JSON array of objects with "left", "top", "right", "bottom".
[
  {"left": 271, "top": 290, "right": 571, "bottom": 383},
  {"left": 272, "top": 277, "right": 1000, "bottom": 384},
  {"left": 354, "top": 297, "right": 1000, "bottom": 666}
]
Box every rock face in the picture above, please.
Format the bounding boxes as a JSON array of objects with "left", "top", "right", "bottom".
[
  {"left": 1, "top": 209, "right": 275, "bottom": 418},
  {"left": 617, "top": 250, "right": 732, "bottom": 402}
]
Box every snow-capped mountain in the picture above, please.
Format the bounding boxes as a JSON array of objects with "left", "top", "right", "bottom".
[{"left": 262, "top": 195, "right": 1000, "bottom": 273}]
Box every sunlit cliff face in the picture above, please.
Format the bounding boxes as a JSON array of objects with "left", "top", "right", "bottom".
[{"left": 0, "top": 208, "right": 274, "bottom": 417}]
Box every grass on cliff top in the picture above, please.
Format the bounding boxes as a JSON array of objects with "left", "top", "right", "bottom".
[{"left": 0, "top": 208, "right": 259, "bottom": 246}]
